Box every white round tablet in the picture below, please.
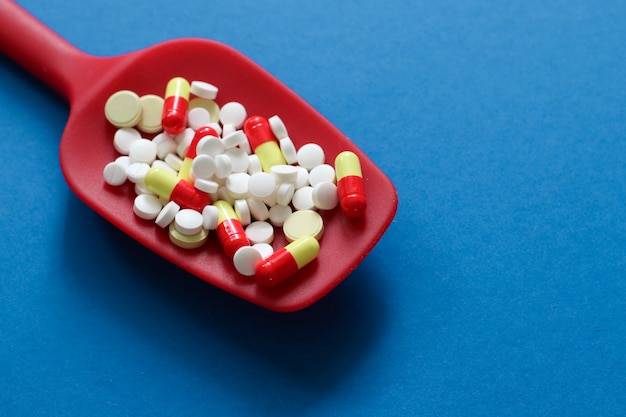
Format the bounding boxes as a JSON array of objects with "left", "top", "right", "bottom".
[
  {"left": 308, "top": 164, "right": 336, "bottom": 186},
  {"left": 195, "top": 178, "right": 220, "bottom": 194},
  {"left": 268, "top": 115, "right": 288, "bottom": 139},
  {"left": 268, "top": 204, "right": 292, "bottom": 227},
  {"left": 296, "top": 143, "right": 325, "bottom": 170},
  {"left": 248, "top": 172, "right": 276, "bottom": 199},
  {"left": 190, "top": 80, "right": 218, "bottom": 100},
  {"left": 279, "top": 137, "right": 298, "bottom": 164},
  {"left": 175, "top": 209, "right": 204, "bottom": 235},
  {"left": 252, "top": 243, "right": 274, "bottom": 260},
  {"left": 187, "top": 107, "right": 212, "bottom": 130},
  {"left": 233, "top": 246, "right": 263, "bottom": 276},
  {"left": 292, "top": 186, "right": 315, "bottom": 211},
  {"left": 226, "top": 172, "right": 250, "bottom": 199},
  {"left": 234, "top": 199, "right": 251, "bottom": 226},
  {"left": 270, "top": 164, "right": 298, "bottom": 184},
  {"left": 191, "top": 154, "right": 216, "bottom": 179},
  {"left": 226, "top": 148, "right": 250, "bottom": 173},
  {"left": 126, "top": 162, "right": 151, "bottom": 184},
  {"left": 113, "top": 127, "right": 141, "bottom": 155},
  {"left": 129, "top": 138, "right": 157, "bottom": 164},
  {"left": 312, "top": 182, "right": 339, "bottom": 210},
  {"left": 133, "top": 194, "right": 163, "bottom": 220},
  {"left": 156, "top": 137, "right": 178, "bottom": 160},
  {"left": 247, "top": 154, "right": 262, "bottom": 175},
  {"left": 245, "top": 221, "right": 274, "bottom": 244},
  {"left": 222, "top": 130, "right": 246, "bottom": 149},
  {"left": 196, "top": 135, "right": 224, "bottom": 157},
  {"left": 247, "top": 198, "right": 270, "bottom": 221},
  {"left": 276, "top": 182, "right": 295, "bottom": 206},
  {"left": 174, "top": 128, "right": 195, "bottom": 158},
  {"left": 202, "top": 205, "right": 219, "bottom": 230},
  {"left": 214, "top": 154, "right": 233, "bottom": 179},
  {"left": 219, "top": 102, "right": 247, "bottom": 129},
  {"left": 103, "top": 160, "right": 128, "bottom": 186},
  {"left": 155, "top": 201, "right": 180, "bottom": 228},
  {"left": 165, "top": 153, "right": 184, "bottom": 171},
  {"left": 295, "top": 166, "right": 309, "bottom": 189}
]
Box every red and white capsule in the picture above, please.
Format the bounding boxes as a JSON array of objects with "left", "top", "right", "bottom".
[{"left": 255, "top": 236, "right": 320, "bottom": 287}]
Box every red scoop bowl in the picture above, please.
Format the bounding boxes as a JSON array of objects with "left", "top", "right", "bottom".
[{"left": 0, "top": 0, "right": 398, "bottom": 312}]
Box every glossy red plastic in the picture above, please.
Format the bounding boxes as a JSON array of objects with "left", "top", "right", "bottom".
[
  {"left": 256, "top": 247, "right": 300, "bottom": 287},
  {"left": 337, "top": 175, "right": 367, "bottom": 217},
  {"left": 243, "top": 116, "right": 277, "bottom": 149},
  {"left": 216, "top": 219, "right": 250, "bottom": 259},
  {"left": 0, "top": 0, "right": 398, "bottom": 312}
]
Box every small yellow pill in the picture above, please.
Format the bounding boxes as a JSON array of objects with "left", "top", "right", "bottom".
[
  {"left": 105, "top": 90, "right": 142, "bottom": 128},
  {"left": 168, "top": 222, "right": 208, "bottom": 249},
  {"left": 282, "top": 209, "right": 324, "bottom": 242},
  {"left": 138, "top": 94, "right": 164, "bottom": 133}
]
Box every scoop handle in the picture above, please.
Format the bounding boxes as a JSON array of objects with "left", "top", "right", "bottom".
[{"left": 0, "top": 0, "right": 94, "bottom": 102}]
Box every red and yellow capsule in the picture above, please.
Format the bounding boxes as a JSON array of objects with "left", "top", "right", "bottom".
[
  {"left": 243, "top": 115, "right": 286, "bottom": 172},
  {"left": 178, "top": 125, "right": 219, "bottom": 183},
  {"left": 335, "top": 151, "right": 367, "bottom": 217},
  {"left": 161, "top": 77, "right": 190, "bottom": 135},
  {"left": 214, "top": 200, "right": 250, "bottom": 259},
  {"left": 144, "top": 166, "right": 211, "bottom": 212},
  {"left": 255, "top": 236, "right": 320, "bottom": 287}
]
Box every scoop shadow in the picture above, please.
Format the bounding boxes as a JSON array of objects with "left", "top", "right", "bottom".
[{"left": 62, "top": 194, "right": 390, "bottom": 409}]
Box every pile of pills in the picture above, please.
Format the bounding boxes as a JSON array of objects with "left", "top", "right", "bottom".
[{"left": 103, "top": 77, "right": 366, "bottom": 287}]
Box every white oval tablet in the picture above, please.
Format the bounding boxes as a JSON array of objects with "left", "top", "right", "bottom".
[
  {"left": 233, "top": 246, "right": 263, "bottom": 276},
  {"left": 296, "top": 143, "right": 325, "bottom": 170},
  {"left": 190, "top": 80, "right": 218, "bottom": 100},
  {"left": 155, "top": 201, "right": 180, "bottom": 228},
  {"left": 133, "top": 194, "right": 163, "bottom": 220},
  {"left": 292, "top": 186, "right": 315, "bottom": 211},
  {"left": 103, "top": 160, "right": 128, "bottom": 186},
  {"left": 219, "top": 102, "right": 247, "bottom": 129},
  {"left": 312, "top": 182, "right": 339, "bottom": 210},
  {"left": 113, "top": 127, "right": 141, "bottom": 155},
  {"left": 248, "top": 172, "right": 276, "bottom": 199},
  {"left": 245, "top": 221, "right": 274, "bottom": 244},
  {"left": 175, "top": 209, "right": 204, "bottom": 235}
]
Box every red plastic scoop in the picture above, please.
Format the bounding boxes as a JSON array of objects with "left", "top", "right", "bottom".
[{"left": 0, "top": 0, "right": 398, "bottom": 312}]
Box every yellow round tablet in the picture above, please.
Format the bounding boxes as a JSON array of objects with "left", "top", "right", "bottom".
[
  {"left": 282, "top": 209, "right": 324, "bottom": 243},
  {"left": 138, "top": 94, "right": 164, "bottom": 133},
  {"left": 189, "top": 97, "right": 220, "bottom": 123},
  {"left": 168, "top": 222, "right": 209, "bottom": 249},
  {"left": 104, "top": 90, "right": 142, "bottom": 128}
]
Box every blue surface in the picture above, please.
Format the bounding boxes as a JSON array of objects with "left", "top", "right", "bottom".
[{"left": 2, "top": 0, "right": 626, "bottom": 415}]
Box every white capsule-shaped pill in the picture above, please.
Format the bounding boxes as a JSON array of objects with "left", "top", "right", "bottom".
[
  {"left": 191, "top": 154, "right": 216, "bottom": 179},
  {"left": 292, "top": 186, "right": 315, "bottom": 211},
  {"left": 308, "top": 164, "right": 336, "bottom": 186},
  {"left": 296, "top": 143, "right": 325, "bottom": 170},
  {"left": 187, "top": 107, "right": 212, "bottom": 131},
  {"left": 103, "top": 160, "right": 128, "bottom": 186},
  {"left": 190, "top": 80, "right": 218, "bottom": 100},
  {"left": 233, "top": 246, "right": 263, "bottom": 277},
  {"left": 155, "top": 201, "right": 180, "bottom": 228},
  {"left": 245, "top": 221, "right": 274, "bottom": 244},
  {"left": 219, "top": 102, "right": 247, "bottom": 129},
  {"left": 113, "top": 127, "right": 141, "bottom": 155},
  {"left": 133, "top": 194, "right": 163, "bottom": 220},
  {"left": 248, "top": 172, "right": 276, "bottom": 199},
  {"left": 175, "top": 209, "right": 204, "bottom": 235},
  {"left": 312, "top": 181, "right": 339, "bottom": 210},
  {"left": 268, "top": 115, "right": 289, "bottom": 140},
  {"left": 279, "top": 137, "right": 298, "bottom": 165},
  {"left": 202, "top": 205, "right": 219, "bottom": 230}
]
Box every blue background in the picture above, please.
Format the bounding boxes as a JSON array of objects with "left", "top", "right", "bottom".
[{"left": 2, "top": 0, "right": 626, "bottom": 416}]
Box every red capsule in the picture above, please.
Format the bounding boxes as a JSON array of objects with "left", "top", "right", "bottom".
[
  {"left": 161, "top": 77, "right": 190, "bottom": 135},
  {"left": 243, "top": 116, "right": 286, "bottom": 172},
  {"left": 214, "top": 200, "right": 250, "bottom": 259},
  {"left": 145, "top": 167, "right": 211, "bottom": 212},
  {"left": 335, "top": 151, "right": 367, "bottom": 217}
]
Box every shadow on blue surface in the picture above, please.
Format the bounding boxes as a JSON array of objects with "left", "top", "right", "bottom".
[{"left": 61, "top": 194, "right": 389, "bottom": 406}]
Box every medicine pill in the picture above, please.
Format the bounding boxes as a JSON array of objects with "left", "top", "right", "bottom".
[
  {"left": 103, "top": 160, "right": 128, "bottom": 186},
  {"left": 253, "top": 243, "right": 274, "bottom": 260},
  {"left": 133, "top": 194, "right": 163, "bottom": 220},
  {"left": 219, "top": 102, "right": 247, "bottom": 129},
  {"left": 244, "top": 116, "right": 286, "bottom": 172},
  {"left": 190, "top": 80, "right": 219, "bottom": 100},
  {"left": 312, "top": 182, "right": 339, "bottom": 210},
  {"left": 113, "top": 127, "right": 141, "bottom": 155},
  {"left": 105, "top": 90, "right": 142, "bottom": 128},
  {"left": 296, "top": 143, "right": 325, "bottom": 170},
  {"left": 189, "top": 98, "right": 220, "bottom": 123},
  {"left": 155, "top": 201, "right": 180, "bottom": 228},
  {"left": 234, "top": 199, "right": 251, "bottom": 226},
  {"left": 202, "top": 204, "right": 219, "bottom": 230},
  {"left": 245, "top": 221, "right": 274, "bottom": 244},
  {"left": 214, "top": 200, "right": 250, "bottom": 258},
  {"left": 175, "top": 209, "right": 204, "bottom": 235},
  {"left": 279, "top": 137, "right": 298, "bottom": 165},
  {"left": 138, "top": 94, "right": 164, "bottom": 133},
  {"left": 233, "top": 246, "right": 263, "bottom": 276},
  {"left": 268, "top": 204, "right": 292, "bottom": 227},
  {"left": 308, "top": 164, "right": 336, "bottom": 186},
  {"left": 187, "top": 107, "right": 212, "bottom": 131},
  {"left": 283, "top": 209, "right": 324, "bottom": 242},
  {"left": 335, "top": 150, "right": 367, "bottom": 217},
  {"left": 255, "top": 236, "right": 320, "bottom": 287},
  {"left": 291, "top": 186, "right": 315, "bottom": 211},
  {"left": 169, "top": 222, "right": 208, "bottom": 249},
  {"left": 162, "top": 77, "right": 190, "bottom": 135},
  {"left": 129, "top": 139, "right": 157, "bottom": 165},
  {"left": 268, "top": 115, "right": 288, "bottom": 139}
]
